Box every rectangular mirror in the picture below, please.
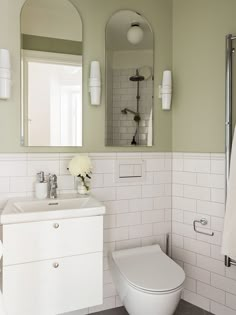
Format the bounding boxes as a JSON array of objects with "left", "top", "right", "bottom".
[
  {"left": 20, "top": 0, "right": 83, "bottom": 147},
  {"left": 105, "top": 10, "right": 154, "bottom": 147}
]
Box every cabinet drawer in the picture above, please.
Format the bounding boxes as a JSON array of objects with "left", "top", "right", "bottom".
[
  {"left": 3, "top": 216, "right": 103, "bottom": 265},
  {"left": 3, "top": 252, "right": 103, "bottom": 315}
]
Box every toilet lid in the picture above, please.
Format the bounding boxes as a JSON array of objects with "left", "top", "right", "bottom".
[{"left": 112, "top": 245, "right": 185, "bottom": 292}]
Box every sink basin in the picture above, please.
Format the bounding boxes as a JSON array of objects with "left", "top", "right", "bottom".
[{"left": 1, "top": 194, "right": 106, "bottom": 224}]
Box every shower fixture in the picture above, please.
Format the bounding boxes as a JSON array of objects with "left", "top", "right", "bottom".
[
  {"left": 121, "top": 108, "right": 141, "bottom": 122},
  {"left": 129, "top": 71, "right": 145, "bottom": 82},
  {"left": 120, "top": 69, "right": 145, "bottom": 145}
]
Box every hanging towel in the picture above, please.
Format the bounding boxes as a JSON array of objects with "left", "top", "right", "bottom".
[
  {"left": 222, "top": 128, "right": 236, "bottom": 260},
  {"left": 0, "top": 241, "right": 7, "bottom": 315}
]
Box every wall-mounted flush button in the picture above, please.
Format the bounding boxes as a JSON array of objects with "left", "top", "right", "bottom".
[
  {"left": 119, "top": 164, "right": 134, "bottom": 177},
  {"left": 116, "top": 159, "right": 145, "bottom": 183}
]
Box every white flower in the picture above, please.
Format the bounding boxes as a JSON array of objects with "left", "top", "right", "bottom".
[{"left": 68, "top": 155, "right": 92, "bottom": 178}]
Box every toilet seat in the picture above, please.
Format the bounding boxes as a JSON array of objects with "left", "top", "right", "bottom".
[{"left": 112, "top": 245, "right": 185, "bottom": 294}]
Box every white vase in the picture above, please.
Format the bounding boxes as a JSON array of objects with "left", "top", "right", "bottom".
[{"left": 77, "top": 182, "right": 89, "bottom": 195}]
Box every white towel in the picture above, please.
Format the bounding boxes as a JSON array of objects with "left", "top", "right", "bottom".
[
  {"left": 0, "top": 241, "right": 7, "bottom": 315},
  {"left": 222, "top": 128, "right": 236, "bottom": 260}
]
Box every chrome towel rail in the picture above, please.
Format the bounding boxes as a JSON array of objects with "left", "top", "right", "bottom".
[
  {"left": 225, "top": 34, "right": 236, "bottom": 267},
  {"left": 193, "top": 218, "right": 214, "bottom": 236}
]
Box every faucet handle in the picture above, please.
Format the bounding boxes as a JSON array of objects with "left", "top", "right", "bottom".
[{"left": 49, "top": 174, "right": 57, "bottom": 182}]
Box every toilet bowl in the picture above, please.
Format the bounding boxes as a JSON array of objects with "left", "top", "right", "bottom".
[{"left": 110, "top": 245, "right": 185, "bottom": 315}]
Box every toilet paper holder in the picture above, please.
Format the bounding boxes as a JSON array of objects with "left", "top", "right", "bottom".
[{"left": 193, "top": 218, "right": 214, "bottom": 236}]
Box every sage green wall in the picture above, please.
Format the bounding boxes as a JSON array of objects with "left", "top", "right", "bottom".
[
  {"left": 0, "top": 0, "right": 172, "bottom": 153},
  {"left": 172, "top": 0, "right": 236, "bottom": 153}
]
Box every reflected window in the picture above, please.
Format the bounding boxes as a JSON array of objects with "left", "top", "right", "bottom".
[{"left": 22, "top": 51, "right": 82, "bottom": 146}]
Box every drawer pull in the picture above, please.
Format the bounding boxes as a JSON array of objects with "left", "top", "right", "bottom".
[
  {"left": 53, "top": 223, "right": 59, "bottom": 229},
  {"left": 53, "top": 262, "right": 59, "bottom": 268}
]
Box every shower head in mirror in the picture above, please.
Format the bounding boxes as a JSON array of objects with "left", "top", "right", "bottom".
[{"left": 129, "top": 69, "right": 144, "bottom": 82}]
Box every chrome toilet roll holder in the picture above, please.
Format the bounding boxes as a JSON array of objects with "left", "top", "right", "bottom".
[{"left": 193, "top": 218, "right": 214, "bottom": 236}]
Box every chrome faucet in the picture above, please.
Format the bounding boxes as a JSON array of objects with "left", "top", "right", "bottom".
[{"left": 48, "top": 174, "right": 58, "bottom": 199}]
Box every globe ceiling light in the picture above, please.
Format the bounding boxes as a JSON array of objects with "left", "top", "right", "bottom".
[{"left": 127, "top": 23, "right": 144, "bottom": 45}]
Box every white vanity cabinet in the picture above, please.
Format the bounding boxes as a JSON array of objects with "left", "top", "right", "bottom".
[{"left": 1, "top": 215, "right": 104, "bottom": 315}]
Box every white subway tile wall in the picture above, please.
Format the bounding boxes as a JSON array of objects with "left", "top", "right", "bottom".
[
  {"left": 0, "top": 152, "right": 235, "bottom": 315},
  {"left": 0, "top": 152, "right": 171, "bottom": 315},
  {"left": 172, "top": 153, "right": 236, "bottom": 314}
]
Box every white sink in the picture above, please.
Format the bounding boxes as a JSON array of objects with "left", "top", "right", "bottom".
[{"left": 1, "top": 194, "right": 106, "bottom": 224}]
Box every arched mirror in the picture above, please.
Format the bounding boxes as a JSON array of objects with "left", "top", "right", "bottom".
[
  {"left": 20, "top": 0, "right": 83, "bottom": 147},
  {"left": 105, "top": 10, "right": 154, "bottom": 147}
]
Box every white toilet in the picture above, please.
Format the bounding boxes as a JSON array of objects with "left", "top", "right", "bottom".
[{"left": 110, "top": 244, "right": 185, "bottom": 315}]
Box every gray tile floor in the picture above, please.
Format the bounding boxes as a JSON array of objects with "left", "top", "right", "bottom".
[{"left": 92, "top": 300, "right": 213, "bottom": 315}]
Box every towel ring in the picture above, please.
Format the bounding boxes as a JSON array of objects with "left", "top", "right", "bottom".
[{"left": 193, "top": 218, "right": 214, "bottom": 236}]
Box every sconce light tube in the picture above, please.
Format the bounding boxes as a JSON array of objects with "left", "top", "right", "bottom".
[
  {"left": 89, "top": 61, "right": 101, "bottom": 105},
  {"left": 0, "top": 49, "right": 11, "bottom": 100},
  {"left": 159, "top": 70, "right": 172, "bottom": 110}
]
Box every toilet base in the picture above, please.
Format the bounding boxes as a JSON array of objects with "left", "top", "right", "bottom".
[
  {"left": 123, "top": 286, "right": 182, "bottom": 315},
  {"left": 110, "top": 256, "right": 183, "bottom": 315}
]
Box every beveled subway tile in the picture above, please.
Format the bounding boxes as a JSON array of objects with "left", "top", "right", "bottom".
[
  {"left": 183, "top": 290, "right": 210, "bottom": 311},
  {"left": 104, "top": 215, "right": 116, "bottom": 229},
  {"left": 197, "top": 200, "right": 225, "bottom": 217},
  {"left": 197, "top": 282, "right": 225, "bottom": 304},
  {"left": 116, "top": 212, "right": 141, "bottom": 227},
  {"left": 104, "top": 200, "right": 129, "bottom": 214},
  {"left": 172, "top": 208, "right": 184, "bottom": 223},
  {"left": 129, "top": 223, "right": 152, "bottom": 239},
  {"left": 142, "top": 184, "right": 165, "bottom": 198},
  {"left": 91, "top": 187, "right": 116, "bottom": 201},
  {"left": 183, "top": 158, "right": 211, "bottom": 173},
  {"left": 196, "top": 173, "right": 225, "bottom": 189},
  {"left": 153, "top": 222, "right": 171, "bottom": 235},
  {"left": 226, "top": 292, "right": 236, "bottom": 311},
  {"left": 172, "top": 246, "right": 197, "bottom": 265},
  {"left": 0, "top": 153, "right": 27, "bottom": 161},
  {"left": 211, "top": 273, "right": 236, "bottom": 295},
  {"left": 211, "top": 159, "right": 225, "bottom": 175},
  {"left": 173, "top": 171, "right": 197, "bottom": 185},
  {"left": 210, "top": 244, "right": 224, "bottom": 262},
  {"left": 9, "top": 176, "right": 34, "bottom": 193},
  {"left": 172, "top": 158, "right": 184, "bottom": 171},
  {"left": 92, "top": 159, "right": 115, "bottom": 174},
  {"left": 211, "top": 188, "right": 225, "bottom": 203},
  {"left": 172, "top": 184, "right": 184, "bottom": 197},
  {"left": 184, "top": 263, "right": 211, "bottom": 284},
  {"left": 184, "top": 238, "right": 211, "bottom": 256},
  {"left": 210, "top": 216, "right": 224, "bottom": 232},
  {"left": 115, "top": 238, "right": 141, "bottom": 251},
  {"left": 172, "top": 234, "right": 184, "bottom": 248},
  {"left": 0, "top": 160, "right": 27, "bottom": 177},
  {"left": 153, "top": 171, "right": 172, "bottom": 184},
  {"left": 173, "top": 196, "right": 196, "bottom": 212},
  {"left": 141, "top": 209, "right": 165, "bottom": 224},
  {"left": 117, "top": 185, "right": 141, "bottom": 200},
  {"left": 0, "top": 177, "right": 10, "bottom": 193},
  {"left": 104, "top": 227, "right": 129, "bottom": 243},
  {"left": 184, "top": 277, "right": 197, "bottom": 292},
  {"left": 27, "top": 159, "right": 59, "bottom": 176},
  {"left": 184, "top": 185, "right": 211, "bottom": 201},
  {"left": 211, "top": 301, "right": 236, "bottom": 315},
  {"left": 197, "top": 255, "right": 225, "bottom": 275}
]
